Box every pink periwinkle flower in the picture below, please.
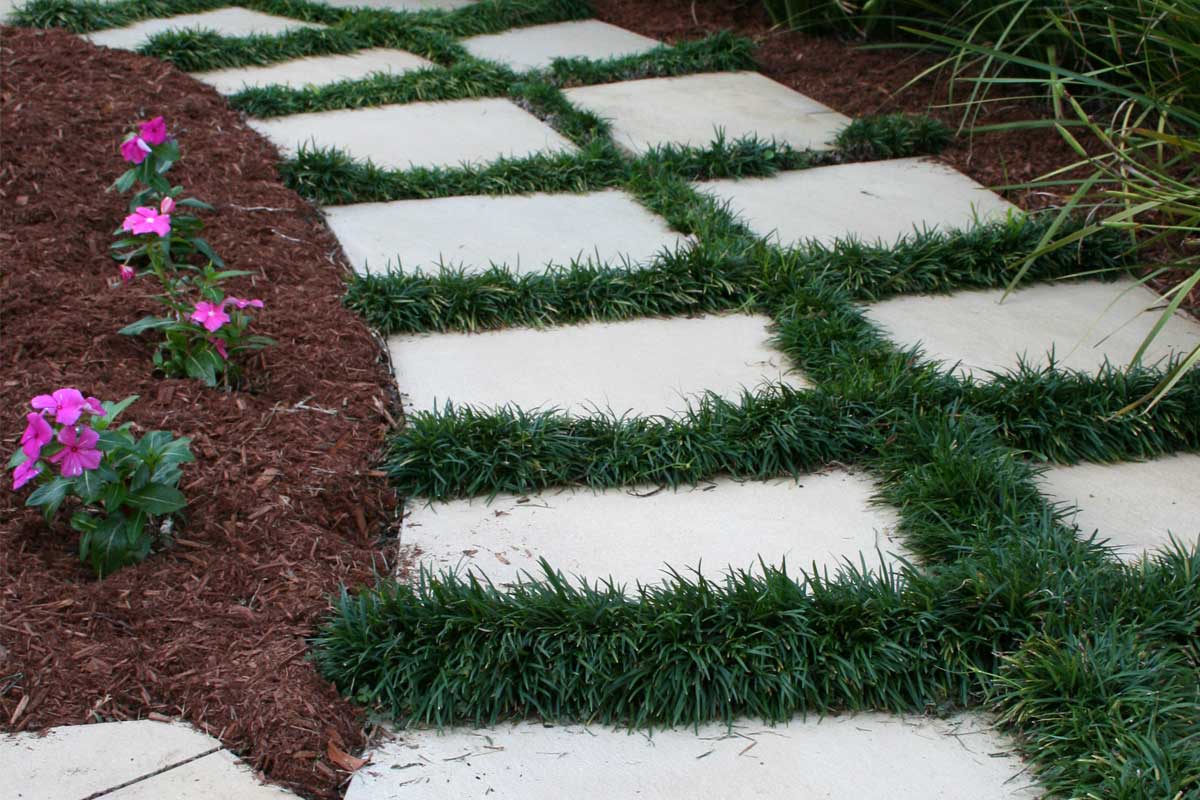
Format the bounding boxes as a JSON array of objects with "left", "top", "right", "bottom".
[
  {"left": 160, "top": 196, "right": 175, "bottom": 214},
  {"left": 139, "top": 116, "right": 168, "bottom": 146},
  {"left": 31, "top": 387, "right": 87, "bottom": 426},
  {"left": 120, "top": 135, "right": 153, "bottom": 165},
  {"left": 85, "top": 397, "right": 106, "bottom": 416},
  {"left": 223, "top": 297, "right": 264, "bottom": 311},
  {"left": 122, "top": 206, "right": 171, "bottom": 237},
  {"left": 119, "top": 264, "right": 136, "bottom": 284},
  {"left": 47, "top": 426, "right": 102, "bottom": 478},
  {"left": 12, "top": 460, "right": 41, "bottom": 491},
  {"left": 20, "top": 412, "right": 53, "bottom": 459},
  {"left": 210, "top": 338, "right": 229, "bottom": 360},
  {"left": 190, "top": 301, "right": 230, "bottom": 333}
]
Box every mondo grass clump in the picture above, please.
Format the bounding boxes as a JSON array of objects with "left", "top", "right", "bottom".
[{"left": 546, "top": 31, "right": 756, "bottom": 87}]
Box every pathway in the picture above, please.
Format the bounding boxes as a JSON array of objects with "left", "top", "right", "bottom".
[{"left": 4, "top": 1, "right": 1200, "bottom": 798}]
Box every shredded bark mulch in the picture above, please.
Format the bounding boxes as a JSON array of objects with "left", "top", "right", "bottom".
[
  {"left": 1, "top": 27, "right": 398, "bottom": 799},
  {"left": 593, "top": 0, "right": 1199, "bottom": 315}
]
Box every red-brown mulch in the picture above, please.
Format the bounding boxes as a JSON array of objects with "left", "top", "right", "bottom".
[
  {"left": 1, "top": 27, "right": 398, "bottom": 799},
  {"left": 593, "top": 0, "right": 1199, "bottom": 315}
]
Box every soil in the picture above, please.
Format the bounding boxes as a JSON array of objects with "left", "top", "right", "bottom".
[
  {"left": 592, "top": 0, "right": 1199, "bottom": 315},
  {"left": 1, "top": 26, "right": 399, "bottom": 800}
]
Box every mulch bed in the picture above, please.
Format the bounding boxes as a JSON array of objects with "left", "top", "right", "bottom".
[
  {"left": 1, "top": 27, "right": 398, "bottom": 799},
  {"left": 593, "top": 0, "right": 1199, "bottom": 315}
]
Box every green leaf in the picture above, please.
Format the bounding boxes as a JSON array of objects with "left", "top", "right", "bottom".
[
  {"left": 94, "top": 395, "right": 138, "bottom": 431},
  {"left": 74, "top": 465, "right": 115, "bottom": 505},
  {"left": 192, "top": 237, "right": 225, "bottom": 268},
  {"left": 25, "top": 476, "right": 74, "bottom": 519},
  {"left": 119, "top": 316, "right": 175, "bottom": 336},
  {"left": 112, "top": 170, "right": 137, "bottom": 193},
  {"left": 8, "top": 449, "right": 27, "bottom": 469},
  {"left": 184, "top": 349, "right": 222, "bottom": 387},
  {"left": 126, "top": 482, "right": 187, "bottom": 515},
  {"left": 70, "top": 511, "right": 99, "bottom": 534},
  {"left": 178, "top": 197, "right": 214, "bottom": 210},
  {"left": 155, "top": 436, "right": 194, "bottom": 468},
  {"left": 81, "top": 512, "right": 140, "bottom": 577}
]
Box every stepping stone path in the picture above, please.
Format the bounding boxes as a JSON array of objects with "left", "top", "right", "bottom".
[
  {"left": 83, "top": 8, "right": 322, "bottom": 50},
  {"left": 193, "top": 48, "right": 434, "bottom": 94},
  {"left": 29, "top": 5, "right": 1200, "bottom": 798},
  {"left": 326, "top": 189, "right": 686, "bottom": 275},
  {"left": 1, "top": 720, "right": 298, "bottom": 799},
  {"left": 462, "top": 20, "right": 660, "bottom": 71}
]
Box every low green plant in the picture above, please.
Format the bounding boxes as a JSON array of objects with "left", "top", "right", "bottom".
[{"left": 10, "top": 392, "right": 193, "bottom": 577}]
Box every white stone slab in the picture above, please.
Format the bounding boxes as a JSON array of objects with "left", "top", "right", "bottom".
[
  {"left": 563, "top": 71, "right": 850, "bottom": 155},
  {"left": 248, "top": 98, "right": 576, "bottom": 170},
  {"left": 104, "top": 750, "right": 298, "bottom": 799},
  {"left": 347, "top": 714, "right": 1039, "bottom": 800},
  {"left": 1041, "top": 452, "right": 1200, "bottom": 560},
  {"left": 192, "top": 48, "right": 433, "bottom": 94},
  {"left": 326, "top": 189, "right": 685, "bottom": 275},
  {"left": 697, "top": 157, "right": 1017, "bottom": 247},
  {"left": 0, "top": 720, "right": 219, "bottom": 800},
  {"left": 865, "top": 279, "right": 1200, "bottom": 377},
  {"left": 463, "top": 20, "right": 660, "bottom": 72},
  {"left": 85, "top": 8, "right": 322, "bottom": 51},
  {"left": 321, "top": 0, "right": 476, "bottom": 10},
  {"left": 390, "top": 313, "right": 806, "bottom": 416},
  {"left": 403, "top": 472, "right": 904, "bottom": 587}
]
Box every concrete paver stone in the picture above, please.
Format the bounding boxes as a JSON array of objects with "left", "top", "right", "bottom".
[
  {"left": 402, "top": 472, "right": 905, "bottom": 587},
  {"left": 1041, "top": 452, "right": 1200, "bottom": 559},
  {"left": 564, "top": 71, "right": 850, "bottom": 154},
  {"left": 389, "top": 312, "right": 806, "bottom": 416},
  {"left": 865, "top": 278, "right": 1200, "bottom": 377},
  {"left": 192, "top": 48, "right": 434, "bottom": 95},
  {"left": 248, "top": 98, "right": 576, "bottom": 170},
  {"left": 0, "top": 720, "right": 219, "bottom": 800},
  {"left": 346, "top": 714, "right": 1039, "bottom": 800},
  {"left": 463, "top": 20, "right": 660, "bottom": 71},
  {"left": 696, "top": 157, "right": 1016, "bottom": 246},
  {"left": 325, "top": 189, "right": 686, "bottom": 275},
  {"left": 84, "top": 8, "right": 321, "bottom": 50}
]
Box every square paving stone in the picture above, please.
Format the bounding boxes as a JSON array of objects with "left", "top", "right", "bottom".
[
  {"left": 105, "top": 750, "right": 298, "bottom": 799},
  {"left": 0, "top": 720, "right": 219, "bottom": 800},
  {"left": 462, "top": 20, "right": 660, "bottom": 72},
  {"left": 389, "top": 313, "right": 807, "bottom": 416},
  {"left": 84, "top": 8, "right": 322, "bottom": 50},
  {"left": 697, "top": 157, "right": 1017, "bottom": 246},
  {"left": 320, "top": 0, "right": 476, "bottom": 9},
  {"left": 563, "top": 71, "right": 850, "bottom": 154},
  {"left": 247, "top": 98, "right": 576, "bottom": 170},
  {"left": 346, "top": 714, "right": 1039, "bottom": 800},
  {"left": 864, "top": 279, "right": 1200, "bottom": 377},
  {"left": 1040, "top": 452, "right": 1200, "bottom": 560},
  {"left": 326, "top": 189, "right": 686, "bottom": 274},
  {"left": 192, "top": 48, "right": 434, "bottom": 94},
  {"left": 402, "top": 472, "right": 905, "bottom": 587}
]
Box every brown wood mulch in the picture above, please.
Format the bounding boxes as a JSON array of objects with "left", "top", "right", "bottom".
[
  {"left": 1, "top": 27, "right": 397, "bottom": 800},
  {"left": 593, "top": 0, "right": 1199, "bottom": 315}
]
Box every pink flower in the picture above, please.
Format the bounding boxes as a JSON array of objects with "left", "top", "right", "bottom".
[
  {"left": 47, "top": 426, "right": 102, "bottom": 478},
  {"left": 210, "top": 338, "right": 229, "bottom": 360},
  {"left": 160, "top": 196, "right": 175, "bottom": 214},
  {"left": 85, "top": 397, "right": 106, "bottom": 416},
  {"left": 20, "top": 412, "right": 53, "bottom": 459},
  {"left": 190, "top": 301, "right": 230, "bottom": 333},
  {"left": 139, "top": 116, "right": 168, "bottom": 146},
  {"left": 223, "top": 297, "right": 264, "bottom": 310},
  {"left": 12, "top": 460, "right": 41, "bottom": 491},
  {"left": 122, "top": 206, "right": 171, "bottom": 237},
  {"left": 120, "top": 135, "right": 152, "bottom": 165},
  {"left": 119, "top": 264, "right": 136, "bottom": 284},
  {"left": 31, "top": 388, "right": 87, "bottom": 426}
]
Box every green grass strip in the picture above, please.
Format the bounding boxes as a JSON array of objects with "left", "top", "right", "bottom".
[
  {"left": 546, "top": 31, "right": 756, "bottom": 86},
  {"left": 386, "top": 386, "right": 882, "bottom": 501}
]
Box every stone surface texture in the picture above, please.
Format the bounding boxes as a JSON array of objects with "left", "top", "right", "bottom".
[
  {"left": 192, "top": 48, "right": 433, "bottom": 94},
  {"left": 402, "top": 472, "right": 905, "bottom": 587},
  {"left": 865, "top": 279, "right": 1200, "bottom": 377},
  {"left": 103, "top": 750, "right": 297, "bottom": 799},
  {"left": 85, "top": 8, "right": 321, "bottom": 50},
  {"left": 325, "top": 189, "right": 686, "bottom": 274},
  {"left": 564, "top": 71, "right": 850, "bottom": 154},
  {"left": 696, "top": 157, "right": 1016, "bottom": 246},
  {"left": 320, "top": 0, "right": 476, "bottom": 9},
  {"left": 462, "top": 20, "right": 660, "bottom": 71},
  {"left": 1040, "top": 452, "right": 1200, "bottom": 559},
  {"left": 248, "top": 98, "right": 576, "bottom": 170},
  {"left": 346, "top": 714, "right": 1040, "bottom": 799},
  {"left": 389, "top": 313, "right": 806, "bottom": 416}
]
